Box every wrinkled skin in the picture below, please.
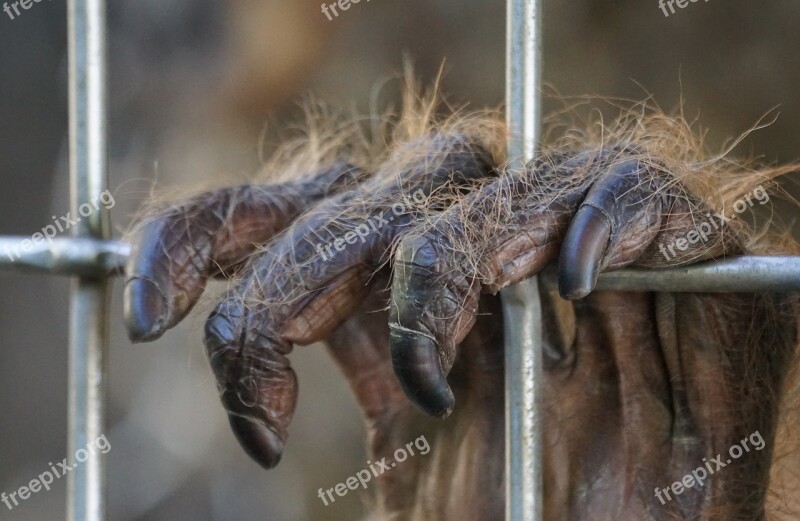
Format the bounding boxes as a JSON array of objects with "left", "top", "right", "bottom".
[{"left": 124, "top": 133, "right": 798, "bottom": 521}]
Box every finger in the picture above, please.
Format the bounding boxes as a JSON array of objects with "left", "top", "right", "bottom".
[
  {"left": 124, "top": 162, "right": 361, "bottom": 342},
  {"left": 389, "top": 149, "right": 615, "bottom": 416},
  {"left": 205, "top": 297, "right": 296, "bottom": 469},
  {"left": 557, "top": 158, "right": 665, "bottom": 299},
  {"left": 557, "top": 158, "right": 734, "bottom": 299},
  {"left": 204, "top": 132, "right": 496, "bottom": 468},
  {"left": 390, "top": 240, "right": 464, "bottom": 417}
]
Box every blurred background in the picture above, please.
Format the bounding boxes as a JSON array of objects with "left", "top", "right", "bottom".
[{"left": 1, "top": 0, "right": 799, "bottom": 519}]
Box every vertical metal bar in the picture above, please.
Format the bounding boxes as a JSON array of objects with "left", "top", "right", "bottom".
[
  {"left": 67, "top": 0, "right": 109, "bottom": 519},
  {"left": 504, "top": 0, "right": 544, "bottom": 521}
]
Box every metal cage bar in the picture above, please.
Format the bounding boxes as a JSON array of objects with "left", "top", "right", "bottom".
[
  {"left": 504, "top": 0, "right": 544, "bottom": 520},
  {"left": 0, "top": 2, "right": 796, "bottom": 521},
  {"left": 2, "top": 240, "right": 799, "bottom": 292},
  {"left": 66, "top": 0, "right": 110, "bottom": 520}
]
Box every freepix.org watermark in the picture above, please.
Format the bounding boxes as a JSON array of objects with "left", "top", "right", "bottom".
[
  {"left": 317, "top": 435, "right": 430, "bottom": 506},
  {"left": 3, "top": 189, "right": 115, "bottom": 262},
  {"left": 1, "top": 435, "right": 111, "bottom": 511},
  {"left": 653, "top": 430, "right": 765, "bottom": 505},
  {"left": 3, "top": 0, "right": 51, "bottom": 21},
  {"left": 314, "top": 188, "right": 427, "bottom": 263},
  {"left": 320, "top": 0, "right": 371, "bottom": 21},
  {"left": 658, "top": 0, "right": 709, "bottom": 18},
  {"left": 658, "top": 185, "right": 768, "bottom": 262}
]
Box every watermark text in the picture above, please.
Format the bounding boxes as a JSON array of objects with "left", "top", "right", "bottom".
[
  {"left": 318, "top": 435, "right": 430, "bottom": 506},
  {"left": 1, "top": 435, "right": 111, "bottom": 511}
]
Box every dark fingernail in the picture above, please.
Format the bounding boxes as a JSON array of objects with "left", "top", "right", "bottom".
[
  {"left": 227, "top": 413, "right": 284, "bottom": 469},
  {"left": 124, "top": 277, "right": 168, "bottom": 342},
  {"left": 390, "top": 326, "right": 454, "bottom": 418},
  {"left": 558, "top": 205, "right": 612, "bottom": 300}
]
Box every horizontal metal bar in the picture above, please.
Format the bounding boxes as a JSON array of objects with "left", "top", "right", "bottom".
[
  {"left": 535, "top": 255, "right": 800, "bottom": 293},
  {"left": 593, "top": 256, "right": 800, "bottom": 293},
  {"left": 0, "top": 237, "right": 798, "bottom": 293},
  {"left": 0, "top": 237, "right": 127, "bottom": 277}
]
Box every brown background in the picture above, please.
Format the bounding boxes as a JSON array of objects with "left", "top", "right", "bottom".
[{"left": 1, "top": 0, "right": 799, "bottom": 519}]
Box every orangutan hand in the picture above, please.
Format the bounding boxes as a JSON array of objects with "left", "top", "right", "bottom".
[{"left": 123, "top": 119, "right": 797, "bottom": 521}]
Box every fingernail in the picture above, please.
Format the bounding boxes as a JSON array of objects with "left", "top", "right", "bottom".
[
  {"left": 558, "top": 205, "right": 611, "bottom": 300},
  {"left": 124, "top": 277, "right": 168, "bottom": 342}
]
